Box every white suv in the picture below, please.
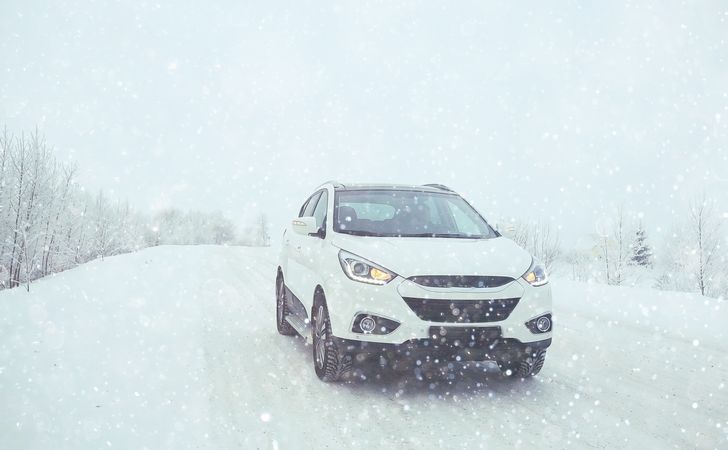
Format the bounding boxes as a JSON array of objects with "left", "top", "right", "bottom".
[{"left": 276, "top": 182, "right": 552, "bottom": 382}]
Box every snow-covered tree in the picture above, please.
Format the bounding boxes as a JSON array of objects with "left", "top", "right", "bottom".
[
  {"left": 657, "top": 195, "right": 724, "bottom": 297},
  {"left": 0, "top": 128, "right": 239, "bottom": 291},
  {"left": 148, "top": 208, "right": 236, "bottom": 246},
  {"left": 686, "top": 196, "right": 722, "bottom": 296},
  {"left": 258, "top": 214, "right": 271, "bottom": 247},
  {"left": 563, "top": 249, "right": 593, "bottom": 282},
  {"left": 507, "top": 219, "right": 561, "bottom": 273},
  {"left": 629, "top": 224, "right": 653, "bottom": 267},
  {"left": 593, "top": 207, "right": 632, "bottom": 285}
]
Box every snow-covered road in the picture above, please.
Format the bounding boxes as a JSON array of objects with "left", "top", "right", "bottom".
[{"left": 1, "top": 246, "right": 726, "bottom": 449}]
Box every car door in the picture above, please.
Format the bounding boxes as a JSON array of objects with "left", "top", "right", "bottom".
[
  {"left": 285, "top": 190, "right": 322, "bottom": 305},
  {"left": 295, "top": 189, "right": 329, "bottom": 311}
]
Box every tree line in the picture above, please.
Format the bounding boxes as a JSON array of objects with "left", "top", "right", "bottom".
[
  {"left": 501, "top": 196, "right": 726, "bottom": 299},
  {"left": 3, "top": 127, "right": 721, "bottom": 298},
  {"left": 0, "top": 128, "right": 251, "bottom": 291}
]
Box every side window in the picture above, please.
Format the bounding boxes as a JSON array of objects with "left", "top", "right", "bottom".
[
  {"left": 312, "top": 190, "right": 328, "bottom": 229},
  {"left": 300, "top": 191, "right": 321, "bottom": 217}
]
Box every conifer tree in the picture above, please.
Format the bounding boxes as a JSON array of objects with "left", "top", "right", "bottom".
[{"left": 630, "top": 224, "right": 653, "bottom": 267}]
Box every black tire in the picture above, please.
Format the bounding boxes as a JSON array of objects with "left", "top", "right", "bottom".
[
  {"left": 276, "top": 275, "right": 296, "bottom": 336},
  {"left": 311, "top": 294, "right": 351, "bottom": 382},
  {"left": 499, "top": 349, "right": 547, "bottom": 378}
]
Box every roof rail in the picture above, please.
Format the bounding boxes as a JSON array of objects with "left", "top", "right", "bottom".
[
  {"left": 322, "top": 180, "right": 345, "bottom": 189},
  {"left": 422, "top": 183, "right": 453, "bottom": 192}
]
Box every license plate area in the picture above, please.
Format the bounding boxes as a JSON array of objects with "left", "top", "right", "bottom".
[{"left": 428, "top": 326, "right": 502, "bottom": 348}]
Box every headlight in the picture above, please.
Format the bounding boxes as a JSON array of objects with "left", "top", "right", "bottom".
[
  {"left": 522, "top": 258, "right": 549, "bottom": 286},
  {"left": 338, "top": 250, "right": 396, "bottom": 285}
]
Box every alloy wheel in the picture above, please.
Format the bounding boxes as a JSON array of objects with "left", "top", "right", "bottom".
[
  {"left": 314, "top": 305, "right": 327, "bottom": 369},
  {"left": 276, "top": 282, "right": 285, "bottom": 325}
]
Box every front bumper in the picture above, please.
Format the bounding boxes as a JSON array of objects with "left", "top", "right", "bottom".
[
  {"left": 323, "top": 275, "right": 553, "bottom": 346},
  {"left": 332, "top": 335, "right": 552, "bottom": 363}
]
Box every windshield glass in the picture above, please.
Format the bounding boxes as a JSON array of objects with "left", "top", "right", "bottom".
[{"left": 333, "top": 190, "right": 497, "bottom": 238}]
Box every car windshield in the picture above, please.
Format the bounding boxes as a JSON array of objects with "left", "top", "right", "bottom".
[{"left": 333, "top": 189, "right": 497, "bottom": 238}]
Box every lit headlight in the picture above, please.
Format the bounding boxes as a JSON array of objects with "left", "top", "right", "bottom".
[
  {"left": 338, "top": 250, "right": 396, "bottom": 285},
  {"left": 522, "top": 258, "right": 549, "bottom": 287}
]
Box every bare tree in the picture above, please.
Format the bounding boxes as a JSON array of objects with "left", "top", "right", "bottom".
[
  {"left": 7, "top": 133, "right": 29, "bottom": 288},
  {"left": 41, "top": 166, "right": 77, "bottom": 275},
  {"left": 509, "top": 219, "right": 561, "bottom": 273},
  {"left": 0, "top": 127, "right": 240, "bottom": 290},
  {"left": 91, "top": 191, "right": 120, "bottom": 260},
  {"left": 18, "top": 131, "right": 53, "bottom": 290},
  {"left": 563, "top": 249, "right": 592, "bottom": 282},
  {"left": 598, "top": 233, "right": 611, "bottom": 285},
  {"left": 258, "top": 214, "right": 271, "bottom": 247},
  {"left": 0, "top": 128, "right": 12, "bottom": 285},
  {"left": 657, "top": 195, "right": 725, "bottom": 297},
  {"left": 593, "top": 207, "right": 632, "bottom": 285},
  {"left": 688, "top": 195, "right": 722, "bottom": 296},
  {"left": 612, "top": 207, "right": 629, "bottom": 285}
]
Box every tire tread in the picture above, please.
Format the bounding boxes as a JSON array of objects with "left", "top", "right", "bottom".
[
  {"left": 314, "top": 297, "right": 351, "bottom": 382},
  {"left": 276, "top": 277, "right": 296, "bottom": 336}
]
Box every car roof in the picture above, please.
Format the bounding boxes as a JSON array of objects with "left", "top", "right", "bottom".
[{"left": 320, "top": 181, "right": 456, "bottom": 194}]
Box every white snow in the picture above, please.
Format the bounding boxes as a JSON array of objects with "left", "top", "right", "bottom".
[{"left": 1, "top": 246, "right": 726, "bottom": 449}]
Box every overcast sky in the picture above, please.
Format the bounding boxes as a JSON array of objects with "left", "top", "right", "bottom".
[{"left": 1, "top": 0, "right": 727, "bottom": 246}]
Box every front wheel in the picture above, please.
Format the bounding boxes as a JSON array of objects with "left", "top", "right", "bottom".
[
  {"left": 499, "top": 349, "right": 547, "bottom": 378},
  {"left": 276, "top": 276, "right": 296, "bottom": 336},
  {"left": 311, "top": 295, "right": 350, "bottom": 382}
]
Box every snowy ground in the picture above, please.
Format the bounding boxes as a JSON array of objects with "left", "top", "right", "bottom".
[{"left": 1, "top": 245, "right": 726, "bottom": 449}]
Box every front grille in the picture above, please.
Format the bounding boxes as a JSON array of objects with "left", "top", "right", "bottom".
[
  {"left": 408, "top": 275, "right": 514, "bottom": 289},
  {"left": 402, "top": 297, "right": 520, "bottom": 323}
]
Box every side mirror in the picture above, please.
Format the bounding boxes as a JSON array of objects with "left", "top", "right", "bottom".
[{"left": 292, "top": 217, "right": 320, "bottom": 236}]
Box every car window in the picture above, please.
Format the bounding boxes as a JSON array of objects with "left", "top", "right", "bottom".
[
  {"left": 334, "top": 190, "right": 496, "bottom": 238},
  {"left": 298, "top": 198, "right": 310, "bottom": 217},
  {"left": 339, "top": 201, "right": 394, "bottom": 220},
  {"left": 312, "top": 190, "right": 328, "bottom": 228},
  {"left": 446, "top": 198, "right": 484, "bottom": 235},
  {"left": 300, "top": 191, "right": 322, "bottom": 217}
]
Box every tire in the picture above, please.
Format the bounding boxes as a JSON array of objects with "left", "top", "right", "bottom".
[
  {"left": 276, "top": 275, "right": 296, "bottom": 336},
  {"left": 311, "top": 294, "right": 351, "bottom": 382},
  {"left": 499, "top": 349, "right": 547, "bottom": 378}
]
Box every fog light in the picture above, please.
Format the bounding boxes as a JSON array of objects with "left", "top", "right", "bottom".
[
  {"left": 525, "top": 313, "right": 552, "bottom": 334},
  {"left": 352, "top": 314, "right": 400, "bottom": 335},
  {"left": 359, "top": 316, "right": 376, "bottom": 333},
  {"left": 536, "top": 316, "right": 551, "bottom": 332}
]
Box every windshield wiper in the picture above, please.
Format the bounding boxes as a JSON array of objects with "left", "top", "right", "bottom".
[
  {"left": 338, "top": 230, "right": 387, "bottom": 237},
  {"left": 338, "top": 230, "right": 488, "bottom": 239},
  {"left": 400, "top": 233, "right": 488, "bottom": 239}
]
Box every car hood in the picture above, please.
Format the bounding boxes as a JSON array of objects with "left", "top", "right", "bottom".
[{"left": 330, "top": 234, "right": 533, "bottom": 279}]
